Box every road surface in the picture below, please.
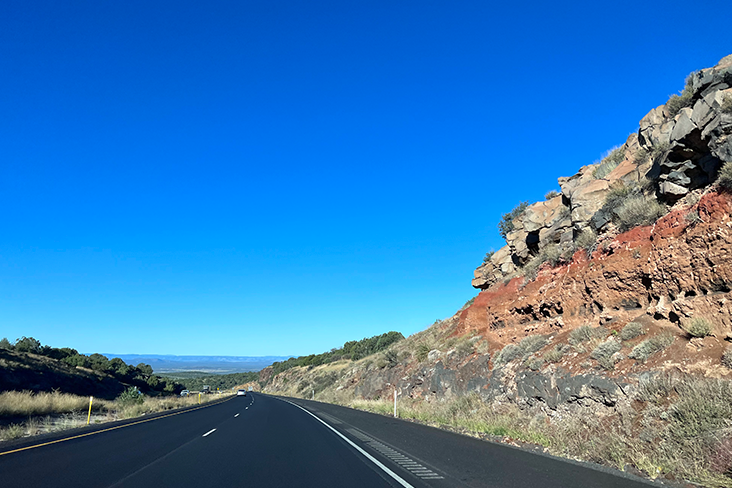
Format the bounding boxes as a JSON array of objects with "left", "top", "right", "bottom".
[{"left": 0, "top": 393, "right": 655, "bottom": 487}]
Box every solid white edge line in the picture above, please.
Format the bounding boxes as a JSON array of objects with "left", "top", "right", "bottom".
[
  {"left": 282, "top": 400, "right": 414, "bottom": 488},
  {"left": 202, "top": 428, "right": 216, "bottom": 437}
]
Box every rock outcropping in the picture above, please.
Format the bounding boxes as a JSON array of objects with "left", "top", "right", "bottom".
[{"left": 473, "top": 54, "right": 732, "bottom": 290}]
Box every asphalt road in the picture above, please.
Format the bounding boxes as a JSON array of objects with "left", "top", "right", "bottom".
[{"left": 0, "top": 393, "right": 656, "bottom": 487}]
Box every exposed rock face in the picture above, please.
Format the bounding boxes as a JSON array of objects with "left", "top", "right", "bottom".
[{"left": 473, "top": 54, "right": 732, "bottom": 290}]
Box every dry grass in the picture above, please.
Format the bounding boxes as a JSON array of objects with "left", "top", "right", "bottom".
[
  {"left": 334, "top": 374, "right": 732, "bottom": 487},
  {"left": 0, "top": 391, "right": 232, "bottom": 441}
]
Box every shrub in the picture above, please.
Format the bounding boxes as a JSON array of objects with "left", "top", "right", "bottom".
[
  {"left": 684, "top": 210, "right": 702, "bottom": 225},
  {"left": 666, "top": 73, "right": 695, "bottom": 117},
  {"left": 483, "top": 251, "right": 495, "bottom": 264},
  {"left": 591, "top": 338, "right": 622, "bottom": 370},
  {"left": 117, "top": 386, "right": 144, "bottom": 406},
  {"left": 717, "top": 161, "right": 732, "bottom": 192},
  {"left": 0, "top": 337, "right": 12, "bottom": 350},
  {"left": 620, "top": 322, "right": 645, "bottom": 341},
  {"left": 384, "top": 349, "right": 398, "bottom": 367},
  {"left": 569, "top": 325, "right": 606, "bottom": 346},
  {"left": 416, "top": 344, "right": 431, "bottom": 362},
  {"left": 628, "top": 332, "right": 675, "bottom": 362},
  {"left": 498, "top": 201, "right": 529, "bottom": 239},
  {"left": 494, "top": 335, "right": 549, "bottom": 367},
  {"left": 722, "top": 95, "right": 732, "bottom": 114},
  {"left": 543, "top": 344, "right": 568, "bottom": 363},
  {"left": 722, "top": 346, "right": 732, "bottom": 369},
  {"left": 592, "top": 147, "right": 624, "bottom": 179},
  {"left": 574, "top": 228, "right": 597, "bottom": 257},
  {"left": 682, "top": 317, "right": 713, "bottom": 338},
  {"left": 545, "top": 190, "right": 560, "bottom": 200},
  {"left": 542, "top": 244, "right": 562, "bottom": 267},
  {"left": 525, "top": 357, "right": 544, "bottom": 371},
  {"left": 615, "top": 195, "right": 666, "bottom": 232}
]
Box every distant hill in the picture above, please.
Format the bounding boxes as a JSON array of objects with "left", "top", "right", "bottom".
[{"left": 104, "top": 354, "right": 292, "bottom": 374}]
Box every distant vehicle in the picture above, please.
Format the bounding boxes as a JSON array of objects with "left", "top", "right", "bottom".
[
  {"left": 201, "top": 385, "right": 211, "bottom": 394},
  {"left": 237, "top": 389, "right": 247, "bottom": 396},
  {"left": 248, "top": 386, "right": 253, "bottom": 392},
  {"left": 180, "top": 390, "right": 190, "bottom": 397}
]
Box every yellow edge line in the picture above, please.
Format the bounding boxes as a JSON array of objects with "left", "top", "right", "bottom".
[{"left": 0, "top": 395, "right": 234, "bottom": 457}]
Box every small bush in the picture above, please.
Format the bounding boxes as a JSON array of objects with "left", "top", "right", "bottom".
[
  {"left": 525, "top": 357, "right": 544, "bottom": 371},
  {"left": 498, "top": 201, "right": 529, "bottom": 239},
  {"left": 684, "top": 210, "right": 702, "bottom": 225},
  {"left": 117, "top": 386, "right": 144, "bottom": 406},
  {"left": 483, "top": 251, "right": 495, "bottom": 264},
  {"left": 682, "top": 317, "right": 713, "bottom": 338},
  {"left": 416, "top": 344, "right": 431, "bottom": 362},
  {"left": 0, "top": 337, "right": 12, "bottom": 350},
  {"left": 616, "top": 195, "right": 666, "bottom": 232},
  {"left": 1, "top": 424, "right": 25, "bottom": 441},
  {"left": 543, "top": 344, "right": 568, "bottom": 363},
  {"left": 494, "top": 335, "right": 549, "bottom": 367},
  {"left": 593, "top": 147, "right": 624, "bottom": 179},
  {"left": 717, "top": 161, "right": 732, "bottom": 192},
  {"left": 569, "top": 325, "right": 606, "bottom": 346},
  {"left": 666, "top": 73, "right": 695, "bottom": 117},
  {"left": 620, "top": 322, "right": 645, "bottom": 341},
  {"left": 383, "top": 349, "right": 399, "bottom": 367},
  {"left": 629, "top": 332, "right": 675, "bottom": 362},
  {"left": 591, "top": 338, "right": 622, "bottom": 370},
  {"left": 722, "top": 95, "right": 732, "bottom": 114},
  {"left": 545, "top": 190, "right": 560, "bottom": 200},
  {"left": 722, "top": 346, "right": 732, "bottom": 369},
  {"left": 455, "top": 339, "right": 474, "bottom": 357},
  {"left": 574, "top": 229, "right": 597, "bottom": 257}
]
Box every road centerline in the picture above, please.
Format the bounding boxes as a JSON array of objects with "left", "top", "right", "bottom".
[{"left": 202, "top": 429, "right": 216, "bottom": 437}]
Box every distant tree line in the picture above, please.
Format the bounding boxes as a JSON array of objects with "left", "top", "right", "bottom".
[
  {"left": 162, "top": 372, "right": 260, "bottom": 392},
  {"left": 269, "top": 331, "right": 404, "bottom": 377},
  {"left": 0, "top": 336, "right": 182, "bottom": 395}
]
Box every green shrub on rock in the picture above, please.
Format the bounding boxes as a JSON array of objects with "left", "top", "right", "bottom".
[
  {"left": 629, "top": 332, "right": 675, "bottom": 362},
  {"left": 716, "top": 162, "right": 732, "bottom": 192},
  {"left": 682, "top": 317, "right": 713, "bottom": 338},
  {"left": 616, "top": 195, "right": 666, "bottom": 232},
  {"left": 620, "top": 322, "right": 646, "bottom": 341}
]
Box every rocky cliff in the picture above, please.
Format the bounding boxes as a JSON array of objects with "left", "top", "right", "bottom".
[{"left": 262, "top": 55, "right": 732, "bottom": 486}]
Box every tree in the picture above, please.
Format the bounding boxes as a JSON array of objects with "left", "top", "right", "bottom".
[
  {"left": 136, "top": 363, "right": 153, "bottom": 375},
  {"left": 0, "top": 338, "right": 12, "bottom": 350},
  {"left": 14, "top": 336, "right": 42, "bottom": 354}
]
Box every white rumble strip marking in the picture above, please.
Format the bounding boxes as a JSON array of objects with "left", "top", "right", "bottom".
[
  {"left": 343, "top": 427, "right": 445, "bottom": 480},
  {"left": 234, "top": 414, "right": 240, "bottom": 417},
  {"left": 202, "top": 429, "right": 216, "bottom": 437}
]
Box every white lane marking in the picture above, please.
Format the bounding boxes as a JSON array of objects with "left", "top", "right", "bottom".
[
  {"left": 234, "top": 414, "right": 240, "bottom": 418},
  {"left": 202, "top": 429, "right": 216, "bottom": 437},
  {"left": 245, "top": 407, "right": 249, "bottom": 409},
  {"left": 282, "top": 400, "right": 414, "bottom": 488}
]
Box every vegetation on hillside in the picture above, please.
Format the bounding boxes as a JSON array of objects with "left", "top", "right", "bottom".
[
  {"left": 0, "top": 336, "right": 182, "bottom": 395},
  {"left": 267, "top": 331, "right": 404, "bottom": 380},
  {"left": 498, "top": 201, "right": 528, "bottom": 239},
  {"left": 160, "top": 371, "right": 260, "bottom": 391}
]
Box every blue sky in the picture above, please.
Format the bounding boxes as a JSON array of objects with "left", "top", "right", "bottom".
[{"left": 1, "top": 0, "right": 729, "bottom": 356}]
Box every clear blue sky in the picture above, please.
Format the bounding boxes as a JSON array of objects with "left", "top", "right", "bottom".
[{"left": 1, "top": 1, "right": 729, "bottom": 356}]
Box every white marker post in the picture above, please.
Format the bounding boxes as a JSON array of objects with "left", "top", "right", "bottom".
[{"left": 393, "top": 389, "right": 397, "bottom": 418}]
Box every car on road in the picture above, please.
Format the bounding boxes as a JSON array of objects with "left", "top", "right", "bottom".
[
  {"left": 237, "top": 389, "right": 247, "bottom": 396},
  {"left": 180, "top": 390, "right": 190, "bottom": 397}
]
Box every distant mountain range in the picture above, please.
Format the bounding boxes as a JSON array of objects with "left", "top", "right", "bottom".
[{"left": 99, "top": 354, "right": 292, "bottom": 374}]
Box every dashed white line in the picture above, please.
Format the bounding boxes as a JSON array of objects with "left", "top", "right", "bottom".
[
  {"left": 202, "top": 429, "right": 216, "bottom": 437},
  {"left": 234, "top": 413, "right": 240, "bottom": 418}
]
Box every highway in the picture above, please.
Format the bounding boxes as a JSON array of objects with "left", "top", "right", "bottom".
[{"left": 0, "top": 393, "right": 654, "bottom": 487}]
